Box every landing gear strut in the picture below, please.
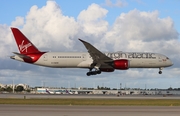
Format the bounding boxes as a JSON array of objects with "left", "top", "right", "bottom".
[
  {"left": 86, "top": 63, "right": 102, "bottom": 76},
  {"left": 159, "top": 67, "right": 163, "bottom": 74}
]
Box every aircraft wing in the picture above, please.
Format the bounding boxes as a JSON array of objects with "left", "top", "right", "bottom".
[{"left": 79, "top": 39, "right": 113, "bottom": 68}]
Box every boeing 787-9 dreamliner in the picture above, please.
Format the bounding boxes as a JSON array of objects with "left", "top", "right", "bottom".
[{"left": 10, "top": 28, "right": 173, "bottom": 76}]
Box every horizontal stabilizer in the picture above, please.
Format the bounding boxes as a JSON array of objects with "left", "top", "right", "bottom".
[{"left": 12, "top": 52, "right": 32, "bottom": 60}]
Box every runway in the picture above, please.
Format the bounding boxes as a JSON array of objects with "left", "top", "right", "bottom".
[
  {"left": 0, "top": 105, "right": 180, "bottom": 116},
  {"left": 1, "top": 94, "right": 180, "bottom": 116},
  {"left": 0, "top": 93, "right": 180, "bottom": 99}
]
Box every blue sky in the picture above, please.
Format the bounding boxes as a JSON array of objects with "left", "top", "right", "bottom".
[
  {"left": 1, "top": 0, "right": 180, "bottom": 30},
  {"left": 0, "top": 0, "right": 180, "bottom": 89}
]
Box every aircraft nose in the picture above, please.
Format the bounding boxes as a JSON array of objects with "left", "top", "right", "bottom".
[{"left": 168, "top": 59, "right": 173, "bottom": 66}]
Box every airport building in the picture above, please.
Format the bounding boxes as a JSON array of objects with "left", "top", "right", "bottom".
[
  {"left": 35, "top": 87, "right": 180, "bottom": 95},
  {"left": 0, "top": 83, "right": 30, "bottom": 92},
  {"left": 1, "top": 83, "right": 180, "bottom": 95}
]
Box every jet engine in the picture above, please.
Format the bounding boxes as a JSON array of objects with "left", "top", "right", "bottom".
[{"left": 113, "top": 59, "right": 129, "bottom": 70}]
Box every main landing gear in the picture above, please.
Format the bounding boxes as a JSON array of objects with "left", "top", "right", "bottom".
[
  {"left": 159, "top": 67, "right": 163, "bottom": 74},
  {"left": 86, "top": 69, "right": 101, "bottom": 76}
]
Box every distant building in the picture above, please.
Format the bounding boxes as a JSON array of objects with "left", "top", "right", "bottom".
[
  {"left": 0, "top": 83, "right": 30, "bottom": 90},
  {"left": 0, "top": 83, "right": 5, "bottom": 88},
  {"left": 15, "top": 84, "right": 30, "bottom": 90}
]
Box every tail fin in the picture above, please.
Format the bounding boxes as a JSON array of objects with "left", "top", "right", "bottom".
[
  {"left": 46, "top": 89, "right": 51, "bottom": 94},
  {"left": 11, "top": 27, "right": 41, "bottom": 54}
]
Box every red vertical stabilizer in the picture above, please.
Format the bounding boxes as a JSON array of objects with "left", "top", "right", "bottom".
[{"left": 11, "top": 28, "right": 41, "bottom": 54}]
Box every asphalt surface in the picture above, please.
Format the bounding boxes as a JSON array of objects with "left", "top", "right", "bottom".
[
  {"left": 0, "top": 93, "right": 180, "bottom": 99},
  {"left": 1, "top": 94, "right": 180, "bottom": 116},
  {"left": 0, "top": 105, "right": 180, "bottom": 116}
]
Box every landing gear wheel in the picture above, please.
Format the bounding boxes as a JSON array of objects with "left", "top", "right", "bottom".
[
  {"left": 86, "top": 70, "right": 101, "bottom": 76},
  {"left": 97, "top": 70, "right": 101, "bottom": 74},
  {"left": 87, "top": 72, "right": 91, "bottom": 76},
  {"left": 159, "top": 71, "right": 162, "bottom": 74}
]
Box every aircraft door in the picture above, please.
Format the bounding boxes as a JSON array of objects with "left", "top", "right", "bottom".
[
  {"left": 158, "top": 56, "right": 162, "bottom": 63},
  {"left": 43, "top": 54, "right": 48, "bottom": 61},
  {"left": 82, "top": 54, "right": 86, "bottom": 61}
]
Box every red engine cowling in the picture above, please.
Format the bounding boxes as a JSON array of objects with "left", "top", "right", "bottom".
[{"left": 113, "top": 59, "right": 129, "bottom": 70}]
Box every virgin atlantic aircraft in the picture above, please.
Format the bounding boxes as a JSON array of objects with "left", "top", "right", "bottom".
[{"left": 10, "top": 28, "right": 173, "bottom": 76}]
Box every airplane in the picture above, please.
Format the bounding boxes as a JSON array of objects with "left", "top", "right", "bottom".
[
  {"left": 45, "top": 89, "right": 54, "bottom": 94},
  {"left": 65, "top": 89, "right": 74, "bottom": 94},
  {"left": 10, "top": 27, "right": 173, "bottom": 76},
  {"left": 55, "top": 89, "right": 74, "bottom": 94}
]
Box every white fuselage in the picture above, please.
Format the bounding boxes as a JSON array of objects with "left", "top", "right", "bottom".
[{"left": 13, "top": 52, "right": 173, "bottom": 69}]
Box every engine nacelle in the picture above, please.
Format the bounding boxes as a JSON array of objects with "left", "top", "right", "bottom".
[
  {"left": 100, "top": 68, "right": 115, "bottom": 72},
  {"left": 113, "top": 59, "right": 129, "bottom": 70}
]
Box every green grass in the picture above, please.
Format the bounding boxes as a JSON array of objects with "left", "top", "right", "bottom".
[{"left": 0, "top": 98, "right": 180, "bottom": 106}]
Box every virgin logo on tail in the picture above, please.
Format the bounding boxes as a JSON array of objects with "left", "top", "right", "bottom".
[{"left": 19, "top": 40, "right": 32, "bottom": 53}]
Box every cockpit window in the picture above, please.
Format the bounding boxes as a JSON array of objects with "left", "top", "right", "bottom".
[{"left": 166, "top": 57, "right": 169, "bottom": 59}]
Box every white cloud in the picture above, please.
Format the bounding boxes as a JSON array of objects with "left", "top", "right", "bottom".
[
  {"left": 101, "top": 9, "right": 179, "bottom": 52},
  {"left": 104, "top": 0, "right": 127, "bottom": 7},
  {"left": 77, "top": 3, "right": 108, "bottom": 38},
  {"left": 11, "top": 17, "right": 24, "bottom": 27},
  {"left": 0, "top": 1, "right": 179, "bottom": 88},
  {"left": 0, "top": 24, "right": 15, "bottom": 59},
  {"left": 22, "top": 1, "right": 79, "bottom": 51}
]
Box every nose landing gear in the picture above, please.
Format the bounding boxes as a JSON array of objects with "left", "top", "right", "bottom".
[
  {"left": 159, "top": 67, "right": 163, "bottom": 74},
  {"left": 159, "top": 70, "right": 162, "bottom": 74}
]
